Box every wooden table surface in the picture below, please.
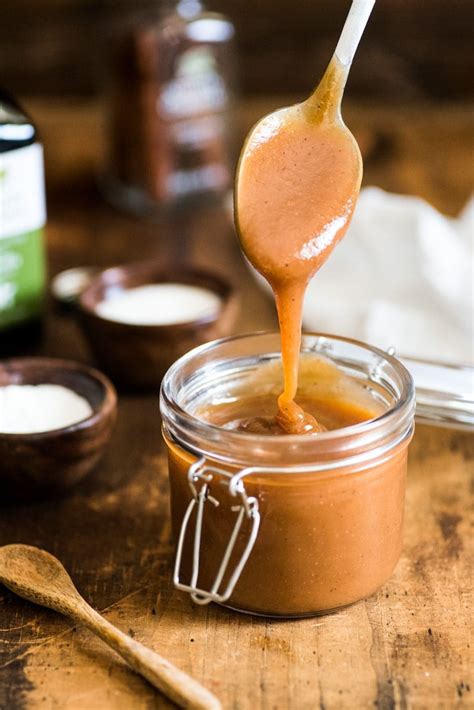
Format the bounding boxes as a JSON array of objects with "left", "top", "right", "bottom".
[{"left": 0, "top": 99, "right": 473, "bottom": 710}]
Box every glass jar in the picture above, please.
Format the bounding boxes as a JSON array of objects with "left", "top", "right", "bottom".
[
  {"left": 103, "top": 0, "right": 236, "bottom": 215},
  {"left": 160, "top": 332, "right": 415, "bottom": 617}
]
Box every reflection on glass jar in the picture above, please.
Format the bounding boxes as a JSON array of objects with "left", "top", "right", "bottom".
[{"left": 160, "top": 333, "right": 415, "bottom": 617}]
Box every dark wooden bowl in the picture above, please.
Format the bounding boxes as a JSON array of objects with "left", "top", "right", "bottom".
[
  {"left": 78, "top": 262, "right": 239, "bottom": 389},
  {"left": 0, "top": 358, "right": 117, "bottom": 501}
]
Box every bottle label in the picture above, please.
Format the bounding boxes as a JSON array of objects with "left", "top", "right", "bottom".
[
  {"left": 0, "top": 143, "right": 46, "bottom": 330},
  {"left": 158, "top": 47, "right": 231, "bottom": 199},
  {"left": 160, "top": 46, "right": 229, "bottom": 119}
]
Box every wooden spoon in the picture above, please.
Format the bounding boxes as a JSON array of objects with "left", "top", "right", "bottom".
[
  {"left": 0, "top": 544, "right": 221, "bottom": 710},
  {"left": 234, "top": 0, "right": 376, "bottom": 432}
]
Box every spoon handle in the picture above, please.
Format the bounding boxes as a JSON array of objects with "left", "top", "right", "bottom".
[
  {"left": 72, "top": 602, "right": 221, "bottom": 710},
  {"left": 335, "top": 0, "right": 376, "bottom": 67}
]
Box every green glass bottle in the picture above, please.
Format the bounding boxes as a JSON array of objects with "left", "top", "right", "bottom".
[{"left": 0, "top": 91, "right": 46, "bottom": 354}]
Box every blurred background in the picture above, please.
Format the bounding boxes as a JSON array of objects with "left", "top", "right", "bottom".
[
  {"left": 0, "top": 0, "right": 473, "bottom": 365},
  {"left": 1, "top": 0, "right": 472, "bottom": 214},
  {"left": 1, "top": 0, "right": 473, "bottom": 101}
]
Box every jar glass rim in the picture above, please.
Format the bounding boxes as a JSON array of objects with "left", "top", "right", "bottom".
[{"left": 160, "top": 331, "right": 416, "bottom": 468}]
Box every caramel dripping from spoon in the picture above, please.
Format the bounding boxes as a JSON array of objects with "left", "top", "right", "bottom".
[{"left": 235, "top": 0, "right": 376, "bottom": 435}]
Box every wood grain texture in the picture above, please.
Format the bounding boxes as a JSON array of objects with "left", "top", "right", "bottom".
[
  {"left": 0, "top": 98, "right": 473, "bottom": 709},
  {"left": 0, "top": 546, "right": 222, "bottom": 709}
]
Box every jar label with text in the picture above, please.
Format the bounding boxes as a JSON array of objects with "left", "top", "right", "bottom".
[{"left": 0, "top": 143, "right": 46, "bottom": 329}]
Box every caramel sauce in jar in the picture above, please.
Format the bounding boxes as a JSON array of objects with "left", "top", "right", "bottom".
[
  {"left": 197, "top": 357, "right": 381, "bottom": 434},
  {"left": 160, "top": 333, "right": 415, "bottom": 617}
]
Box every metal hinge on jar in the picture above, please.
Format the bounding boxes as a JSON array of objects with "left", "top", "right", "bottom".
[{"left": 173, "top": 457, "right": 261, "bottom": 605}]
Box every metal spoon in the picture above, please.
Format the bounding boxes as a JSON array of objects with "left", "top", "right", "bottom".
[
  {"left": 235, "top": 0, "right": 376, "bottom": 265},
  {"left": 0, "top": 544, "right": 221, "bottom": 710}
]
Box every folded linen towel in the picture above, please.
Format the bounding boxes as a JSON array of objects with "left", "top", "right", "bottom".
[{"left": 302, "top": 187, "right": 474, "bottom": 366}]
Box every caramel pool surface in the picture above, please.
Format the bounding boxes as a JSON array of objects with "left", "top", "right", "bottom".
[
  {"left": 200, "top": 392, "right": 375, "bottom": 434},
  {"left": 197, "top": 356, "right": 384, "bottom": 435}
]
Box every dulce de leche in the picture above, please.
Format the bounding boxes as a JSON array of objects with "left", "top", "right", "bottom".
[{"left": 161, "top": 340, "right": 415, "bottom": 617}]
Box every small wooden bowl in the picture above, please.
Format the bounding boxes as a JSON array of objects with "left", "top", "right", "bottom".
[
  {"left": 78, "top": 262, "right": 239, "bottom": 388},
  {"left": 0, "top": 358, "right": 117, "bottom": 501}
]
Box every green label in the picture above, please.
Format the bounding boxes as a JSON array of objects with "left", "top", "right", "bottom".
[{"left": 0, "top": 228, "right": 46, "bottom": 329}]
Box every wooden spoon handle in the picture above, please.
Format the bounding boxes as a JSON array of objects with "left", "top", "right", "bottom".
[{"left": 74, "top": 604, "right": 221, "bottom": 710}]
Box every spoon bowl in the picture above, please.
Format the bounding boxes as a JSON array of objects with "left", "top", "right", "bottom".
[
  {"left": 234, "top": 0, "right": 377, "bottom": 282},
  {"left": 235, "top": 57, "right": 362, "bottom": 287},
  {"left": 0, "top": 545, "right": 81, "bottom": 614}
]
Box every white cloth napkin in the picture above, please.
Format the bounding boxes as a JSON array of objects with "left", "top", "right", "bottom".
[{"left": 303, "top": 187, "right": 474, "bottom": 366}]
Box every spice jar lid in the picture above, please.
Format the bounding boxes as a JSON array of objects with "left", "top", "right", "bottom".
[{"left": 51, "top": 267, "right": 99, "bottom": 307}]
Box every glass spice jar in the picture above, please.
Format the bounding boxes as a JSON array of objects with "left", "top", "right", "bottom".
[
  {"left": 103, "top": 0, "right": 236, "bottom": 215},
  {"left": 160, "top": 332, "right": 416, "bottom": 618}
]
